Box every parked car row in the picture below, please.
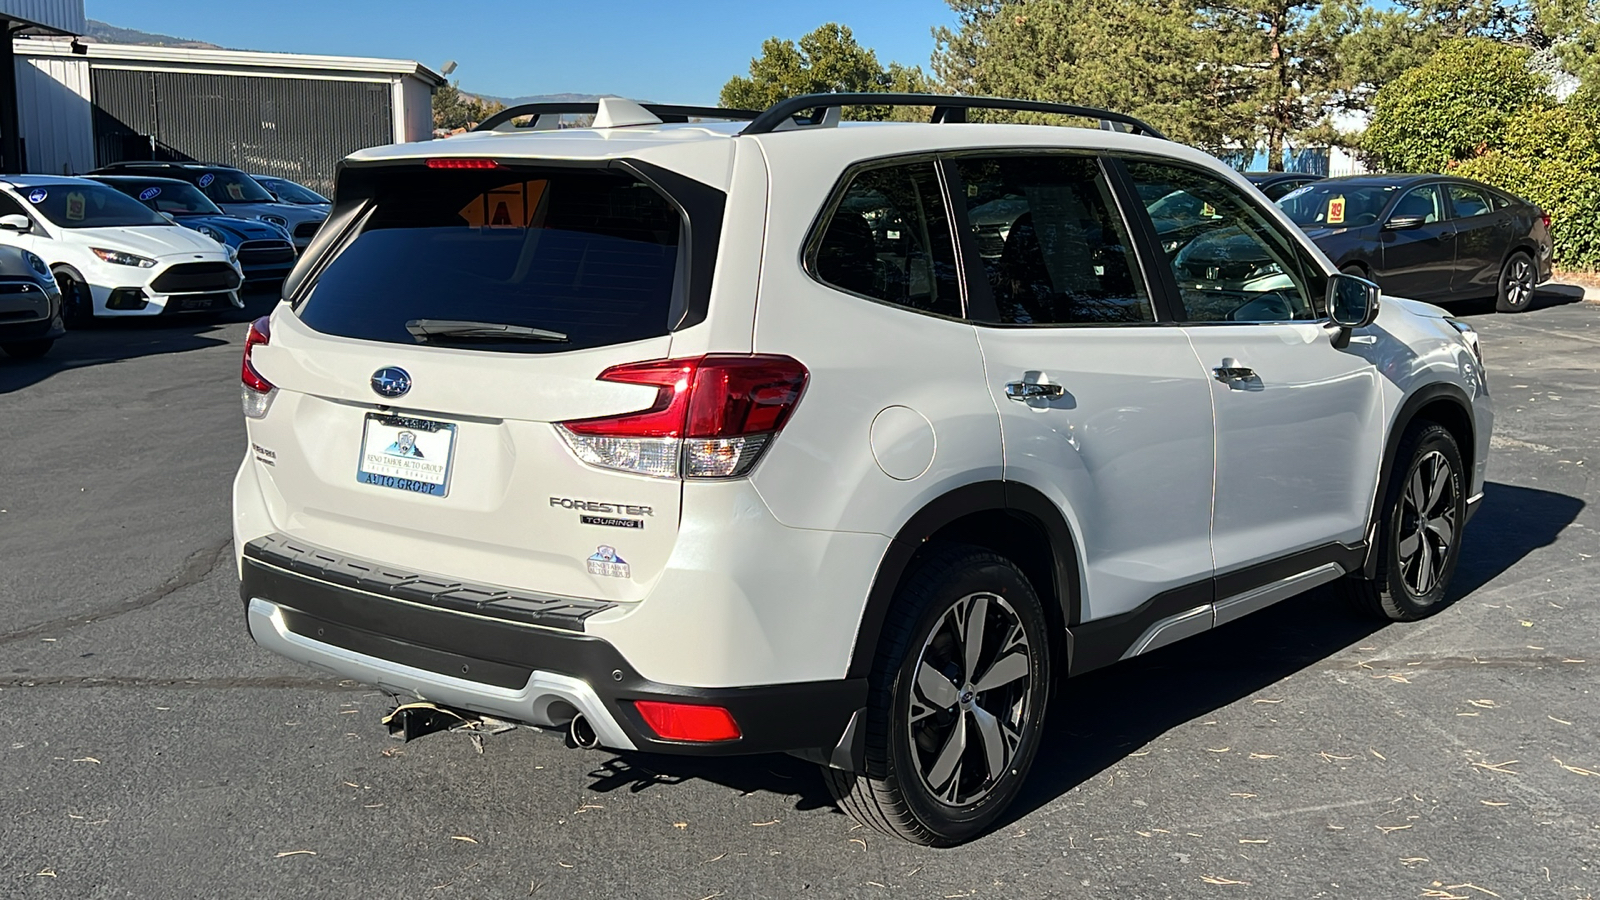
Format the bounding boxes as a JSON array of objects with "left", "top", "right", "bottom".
[
  {"left": 1235, "top": 171, "right": 1553, "bottom": 312},
  {"left": 0, "top": 165, "right": 328, "bottom": 358}
]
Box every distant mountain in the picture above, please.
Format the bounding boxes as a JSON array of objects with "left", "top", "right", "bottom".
[{"left": 84, "top": 19, "right": 229, "bottom": 50}]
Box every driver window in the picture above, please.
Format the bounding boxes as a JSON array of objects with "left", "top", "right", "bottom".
[
  {"left": 1123, "top": 160, "right": 1317, "bottom": 324},
  {"left": 1390, "top": 185, "right": 1444, "bottom": 224}
]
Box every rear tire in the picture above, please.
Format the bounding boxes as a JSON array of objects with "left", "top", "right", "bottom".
[
  {"left": 1495, "top": 251, "right": 1536, "bottom": 313},
  {"left": 1, "top": 338, "right": 53, "bottom": 359},
  {"left": 1340, "top": 263, "right": 1369, "bottom": 278},
  {"left": 824, "top": 544, "right": 1052, "bottom": 846},
  {"left": 1338, "top": 422, "right": 1466, "bottom": 621}
]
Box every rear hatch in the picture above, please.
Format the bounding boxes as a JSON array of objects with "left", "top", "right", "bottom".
[{"left": 245, "top": 162, "right": 717, "bottom": 601}]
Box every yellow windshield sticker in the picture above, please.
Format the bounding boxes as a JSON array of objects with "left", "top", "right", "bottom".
[
  {"left": 65, "top": 191, "right": 86, "bottom": 221},
  {"left": 458, "top": 180, "right": 548, "bottom": 228},
  {"left": 1327, "top": 195, "right": 1346, "bottom": 225},
  {"left": 226, "top": 182, "right": 245, "bottom": 200},
  {"left": 1201, "top": 202, "right": 1217, "bottom": 218}
]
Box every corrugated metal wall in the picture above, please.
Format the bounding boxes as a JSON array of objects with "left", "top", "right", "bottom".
[
  {"left": 0, "top": 0, "right": 86, "bottom": 34},
  {"left": 90, "top": 68, "right": 394, "bottom": 195},
  {"left": 15, "top": 53, "right": 92, "bottom": 174}
]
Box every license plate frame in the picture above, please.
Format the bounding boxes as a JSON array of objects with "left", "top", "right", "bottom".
[{"left": 356, "top": 413, "right": 458, "bottom": 497}]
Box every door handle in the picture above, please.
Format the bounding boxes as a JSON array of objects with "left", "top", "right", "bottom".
[
  {"left": 1212, "top": 365, "right": 1255, "bottom": 383},
  {"left": 1005, "top": 381, "right": 1065, "bottom": 401},
  {"left": 1441, "top": 231, "right": 1457, "bottom": 239}
]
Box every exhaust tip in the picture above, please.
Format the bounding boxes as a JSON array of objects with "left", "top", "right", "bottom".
[{"left": 569, "top": 714, "right": 600, "bottom": 750}]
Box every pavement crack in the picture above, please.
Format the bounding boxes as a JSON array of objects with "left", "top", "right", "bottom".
[
  {"left": 0, "top": 537, "right": 233, "bottom": 646},
  {"left": 1, "top": 675, "right": 365, "bottom": 690}
]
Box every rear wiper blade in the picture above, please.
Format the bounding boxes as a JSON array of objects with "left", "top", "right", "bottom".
[{"left": 405, "top": 319, "right": 569, "bottom": 343}]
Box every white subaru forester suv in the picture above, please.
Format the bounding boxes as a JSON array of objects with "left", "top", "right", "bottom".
[{"left": 234, "top": 94, "right": 1491, "bottom": 845}]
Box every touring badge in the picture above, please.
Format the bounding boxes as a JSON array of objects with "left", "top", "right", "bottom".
[{"left": 587, "top": 546, "right": 630, "bottom": 579}]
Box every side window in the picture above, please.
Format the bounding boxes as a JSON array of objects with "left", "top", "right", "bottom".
[
  {"left": 1390, "top": 185, "right": 1444, "bottom": 224},
  {"left": 955, "top": 154, "right": 1153, "bottom": 325},
  {"left": 0, "top": 191, "right": 28, "bottom": 219},
  {"left": 1124, "top": 160, "right": 1318, "bottom": 324},
  {"left": 1446, "top": 183, "right": 1493, "bottom": 218},
  {"left": 811, "top": 161, "right": 961, "bottom": 317}
]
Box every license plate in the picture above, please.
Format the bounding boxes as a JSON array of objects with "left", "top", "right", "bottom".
[{"left": 356, "top": 413, "right": 457, "bottom": 497}]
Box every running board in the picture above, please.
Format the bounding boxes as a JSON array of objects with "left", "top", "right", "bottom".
[{"left": 1118, "top": 562, "right": 1346, "bottom": 661}]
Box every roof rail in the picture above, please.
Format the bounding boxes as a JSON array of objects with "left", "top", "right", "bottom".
[
  {"left": 738, "top": 93, "right": 1168, "bottom": 140},
  {"left": 473, "top": 102, "right": 763, "bottom": 133}
]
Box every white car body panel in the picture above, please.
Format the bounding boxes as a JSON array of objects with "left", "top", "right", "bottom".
[
  {"left": 973, "top": 327, "right": 1216, "bottom": 621},
  {"left": 1182, "top": 321, "right": 1385, "bottom": 572}
]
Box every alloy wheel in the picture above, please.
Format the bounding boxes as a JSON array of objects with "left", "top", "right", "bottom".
[
  {"left": 1397, "top": 450, "right": 1458, "bottom": 597},
  {"left": 1503, "top": 256, "right": 1534, "bottom": 309},
  {"left": 907, "top": 592, "right": 1034, "bottom": 808}
]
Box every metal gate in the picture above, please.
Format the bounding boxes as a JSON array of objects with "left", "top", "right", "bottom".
[{"left": 90, "top": 67, "right": 394, "bottom": 195}]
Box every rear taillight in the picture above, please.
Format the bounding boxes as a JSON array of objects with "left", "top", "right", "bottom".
[
  {"left": 557, "top": 355, "right": 808, "bottom": 479},
  {"left": 633, "top": 701, "right": 741, "bottom": 742},
  {"left": 241, "top": 316, "right": 276, "bottom": 419},
  {"left": 1541, "top": 213, "right": 1552, "bottom": 231}
]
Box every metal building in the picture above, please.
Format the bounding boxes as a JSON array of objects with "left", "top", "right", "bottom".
[
  {"left": 0, "top": 1, "right": 85, "bottom": 174},
  {"left": 13, "top": 38, "right": 442, "bottom": 193}
]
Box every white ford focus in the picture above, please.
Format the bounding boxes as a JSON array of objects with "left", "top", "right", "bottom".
[
  {"left": 0, "top": 175, "right": 243, "bottom": 323},
  {"left": 233, "top": 94, "right": 1492, "bottom": 845}
]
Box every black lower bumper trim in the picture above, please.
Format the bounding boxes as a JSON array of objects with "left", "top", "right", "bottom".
[{"left": 240, "top": 556, "right": 867, "bottom": 757}]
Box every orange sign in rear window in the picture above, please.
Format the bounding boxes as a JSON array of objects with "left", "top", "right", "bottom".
[{"left": 457, "top": 180, "right": 549, "bottom": 228}]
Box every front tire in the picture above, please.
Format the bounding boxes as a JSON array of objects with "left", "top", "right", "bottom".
[
  {"left": 824, "top": 545, "right": 1051, "bottom": 846},
  {"left": 1338, "top": 422, "right": 1466, "bottom": 621},
  {"left": 54, "top": 270, "right": 93, "bottom": 328},
  {"left": 1495, "top": 251, "right": 1536, "bottom": 313}
]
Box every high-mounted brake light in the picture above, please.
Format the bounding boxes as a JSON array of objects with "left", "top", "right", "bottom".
[
  {"left": 633, "top": 701, "right": 741, "bottom": 743},
  {"left": 426, "top": 158, "right": 501, "bottom": 169},
  {"left": 557, "top": 355, "right": 808, "bottom": 479},
  {"left": 241, "top": 316, "right": 276, "bottom": 419}
]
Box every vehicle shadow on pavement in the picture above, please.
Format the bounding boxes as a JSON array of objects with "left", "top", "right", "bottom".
[
  {"left": 1451, "top": 283, "right": 1587, "bottom": 317},
  {"left": 577, "top": 481, "right": 1583, "bottom": 832},
  {"left": 0, "top": 287, "right": 280, "bottom": 395}
]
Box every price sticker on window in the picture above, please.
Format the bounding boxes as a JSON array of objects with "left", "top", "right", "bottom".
[
  {"left": 65, "top": 191, "right": 86, "bottom": 221},
  {"left": 1327, "top": 195, "right": 1346, "bottom": 225},
  {"left": 1201, "top": 202, "right": 1217, "bottom": 218}
]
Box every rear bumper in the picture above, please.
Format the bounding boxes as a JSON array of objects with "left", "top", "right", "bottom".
[
  {"left": 239, "top": 541, "right": 866, "bottom": 759},
  {"left": 0, "top": 312, "right": 63, "bottom": 342}
]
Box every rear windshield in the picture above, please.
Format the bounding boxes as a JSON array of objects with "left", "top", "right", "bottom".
[
  {"left": 24, "top": 182, "right": 170, "bottom": 229},
  {"left": 297, "top": 167, "right": 684, "bottom": 353}
]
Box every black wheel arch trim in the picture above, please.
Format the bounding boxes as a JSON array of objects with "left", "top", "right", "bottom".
[
  {"left": 1361, "top": 380, "right": 1477, "bottom": 579},
  {"left": 845, "top": 481, "right": 1082, "bottom": 681}
]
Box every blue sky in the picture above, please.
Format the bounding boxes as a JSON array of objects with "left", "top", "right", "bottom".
[{"left": 87, "top": 1, "right": 958, "bottom": 104}]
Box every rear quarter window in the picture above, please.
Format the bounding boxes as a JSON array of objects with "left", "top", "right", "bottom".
[{"left": 297, "top": 167, "right": 688, "bottom": 353}]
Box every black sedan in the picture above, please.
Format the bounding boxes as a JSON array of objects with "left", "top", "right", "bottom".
[
  {"left": 1277, "top": 174, "right": 1553, "bottom": 312},
  {"left": 1245, "top": 171, "right": 1322, "bottom": 201}
]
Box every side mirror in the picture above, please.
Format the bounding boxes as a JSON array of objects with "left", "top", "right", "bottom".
[
  {"left": 1383, "top": 215, "right": 1426, "bottom": 232},
  {"left": 1328, "top": 272, "right": 1380, "bottom": 330},
  {"left": 0, "top": 213, "right": 31, "bottom": 233}
]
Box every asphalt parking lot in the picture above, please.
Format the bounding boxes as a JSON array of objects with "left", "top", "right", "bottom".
[{"left": 2, "top": 285, "right": 1598, "bottom": 899}]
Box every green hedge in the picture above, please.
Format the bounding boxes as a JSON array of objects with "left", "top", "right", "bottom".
[{"left": 1456, "top": 104, "right": 1600, "bottom": 271}]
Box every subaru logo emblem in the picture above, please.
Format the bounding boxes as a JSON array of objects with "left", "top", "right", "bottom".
[{"left": 370, "top": 367, "right": 411, "bottom": 398}]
